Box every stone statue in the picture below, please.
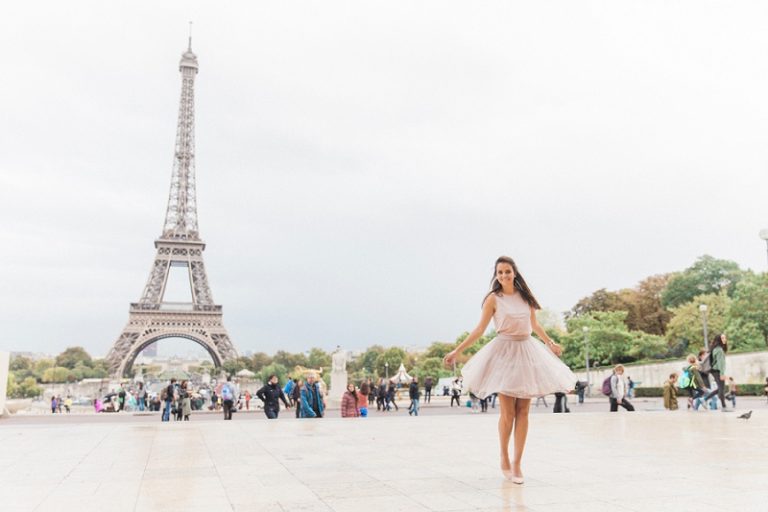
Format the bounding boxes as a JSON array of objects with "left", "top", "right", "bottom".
[{"left": 332, "top": 346, "right": 347, "bottom": 373}]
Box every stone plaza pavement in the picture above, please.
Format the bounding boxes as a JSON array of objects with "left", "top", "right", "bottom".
[{"left": 1, "top": 409, "right": 766, "bottom": 512}]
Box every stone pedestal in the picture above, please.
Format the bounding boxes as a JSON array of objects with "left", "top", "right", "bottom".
[
  {"left": 0, "top": 351, "right": 9, "bottom": 416},
  {"left": 329, "top": 370, "right": 348, "bottom": 403}
]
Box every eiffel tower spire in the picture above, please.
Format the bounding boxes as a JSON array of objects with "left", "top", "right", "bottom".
[
  {"left": 105, "top": 38, "right": 238, "bottom": 377},
  {"left": 162, "top": 37, "right": 200, "bottom": 240}
]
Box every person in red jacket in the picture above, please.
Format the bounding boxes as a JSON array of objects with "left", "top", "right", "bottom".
[{"left": 341, "top": 383, "right": 360, "bottom": 418}]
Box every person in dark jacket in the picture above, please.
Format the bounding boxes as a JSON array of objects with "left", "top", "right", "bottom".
[
  {"left": 408, "top": 377, "right": 420, "bottom": 416},
  {"left": 292, "top": 380, "right": 303, "bottom": 418},
  {"left": 386, "top": 380, "right": 399, "bottom": 411},
  {"left": 424, "top": 376, "right": 433, "bottom": 403},
  {"left": 256, "top": 374, "right": 291, "bottom": 419}
]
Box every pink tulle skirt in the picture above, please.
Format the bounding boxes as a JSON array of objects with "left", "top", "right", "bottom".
[{"left": 461, "top": 334, "right": 577, "bottom": 399}]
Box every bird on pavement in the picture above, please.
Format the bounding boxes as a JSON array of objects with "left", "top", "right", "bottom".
[{"left": 737, "top": 410, "right": 752, "bottom": 420}]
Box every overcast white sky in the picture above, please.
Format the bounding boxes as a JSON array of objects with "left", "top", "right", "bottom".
[{"left": 2, "top": 1, "right": 767, "bottom": 358}]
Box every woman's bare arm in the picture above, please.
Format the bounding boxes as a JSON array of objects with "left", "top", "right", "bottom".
[{"left": 443, "top": 295, "right": 496, "bottom": 366}]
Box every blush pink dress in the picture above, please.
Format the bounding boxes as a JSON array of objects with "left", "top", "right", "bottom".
[{"left": 460, "top": 292, "right": 576, "bottom": 399}]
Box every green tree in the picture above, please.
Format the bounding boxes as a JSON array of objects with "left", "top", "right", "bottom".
[
  {"left": 272, "top": 351, "right": 308, "bottom": 370},
  {"left": 259, "top": 363, "right": 288, "bottom": 384},
  {"left": 41, "top": 366, "right": 74, "bottom": 383},
  {"left": 665, "top": 292, "right": 730, "bottom": 350},
  {"left": 356, "top": 345, "right": 384, "bottom": 377},
  {"left": 9, "top": 356, "right": 34, "bottom": 380},
  {"left": 563, "top": 311, "right": 647, "bottom": 367},
  {"left": 567, "top": 289, "right": 627, "bottom": 319},
  {"left": 307, "top": 347, "right": 331, "bottom": 369},
  {"left": 375, "top": 347, "right": 406, "bottom": 378},
  {"left": 424, "top": 342, "right": 456, "bottom": 360},
  {"left": 250, "top": 352, "right": 272, "bottom": 373},
  {"left": 727, "top": 271, "right": 768, "bottom": 346},
  {"left": 724, "top": 317, "right": 765, "bottom": 351},
  {"left": 661, "top": 255, "right": 743, "bottom": 309},
  {"left": 55, "top": 347, "right": 93, "bottom": 369},
  {"left": 33, "top": 359, "right": 54, "bottom": 379},
  {"left": 622, "top": 274, "right": 672, "bottom": 335},
  {"left": 413, "top": 357, "right": 451, "bottom": 380}
]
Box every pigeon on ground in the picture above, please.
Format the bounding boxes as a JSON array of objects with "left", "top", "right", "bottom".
[{"left": 737, "top": 410, "right": 752, "bottom": 420}]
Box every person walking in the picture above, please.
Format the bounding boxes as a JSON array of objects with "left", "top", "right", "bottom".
[
  {"left": 663, "top": 373, "right": 679, "bottom": 411},
  {"left": 341, "top": 383, "right": 360, "bottom": 418},
  {"left": 256, "top": 374, "right": 290, "bottom": 419},
  {"left": 424, "top": 376, "right": 433, "bottom": 404},
  {"left": 136, "top": 383, "right": 146, "bottom": 412},
  {"left": 704, "top": 334, "right": 730, "bottom": 411},
  {"left": 299, "top": 373, "right": 325, "bottom": 418},
  {"left": 680, "top": 354, "right": 709, "bottom": 410},
  {"left": 244, "top": 390, "right": 251, "bottom": 411},
  {"left": 284, "top": 379, "right": 296, "bottom": 407},
  {"left": 180, "top": 380, "right": 192, "bottom": 421},
  {"left": 161, "top": 378, "right": 175, "bottom": 422},
  {"left": 444, "top": 256, "right": 575, "bottom": 484},
  {"left": 50, "top": 396, "right": 58, "bottom": 414},
  {"left": 64, "top": 395, "right": 72, "bottom": 413},
  {"left": 359, "top": 381, "right": 370, "bottom": 417},
  {"left": 117, "top": 386, "right": 127, "bottom": 412},
  {"left": 408, "top": 377, "right": 420, "bottom": 416},
  {"left": 292, "top": 379, "right": 304, "bottom": 418},
  {"left": 386, "top": 380, "right": 399, "bottom": 411},
  {"left": 450, "top": 378, "right": 462, "bottom": 407},
  {"left": 534, "top": 395, "right": 548, "bottom": 408},
  {"left": 609, "top": 365, "right": 635, "bottom": 412},
  {"left": 377, "top": 378, "right": 387, "bottom": 411},
  {"left": 220, "top": 376, "right": 237, "bottom": 420}
]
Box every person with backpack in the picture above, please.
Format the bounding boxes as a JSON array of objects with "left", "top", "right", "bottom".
[
  {"left": 663, "top": 373, "right": 678, "bottom": 410},
  {"left": 220, "top": 376, "right": 236, "bottom": 420},
  {"left": 608, "top": 365, "right": 635, "bottom": 412},
  {"left": 680, "top": 354, "right": 708, "bottom": 410},
  {"left": 161, "top": 378, "right": 176, "bottom": 422}
]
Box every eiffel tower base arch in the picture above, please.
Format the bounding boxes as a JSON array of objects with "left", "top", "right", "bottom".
[{"left": 106, "top": 307, "right": 237, "bottom": 378}]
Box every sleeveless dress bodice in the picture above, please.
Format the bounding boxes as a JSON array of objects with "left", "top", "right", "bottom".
[{"left": 493, "top": 293, "right": 532, "bottom": 338}]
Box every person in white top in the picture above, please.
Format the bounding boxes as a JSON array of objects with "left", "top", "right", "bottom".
[
  {"left": 444, "top": 256, "right": 576, "bottom": 485},
  {"left": 609, "top": 365, "right": 635, "bottom": 412}
]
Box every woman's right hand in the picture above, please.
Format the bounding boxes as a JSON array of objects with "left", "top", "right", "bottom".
[{"left": 443, "top": 350, "right": 459, "bottom": 368}]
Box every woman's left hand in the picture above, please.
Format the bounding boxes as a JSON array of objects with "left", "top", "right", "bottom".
[{"left": 548, "top": 342, "right": 563, "bottom": 357}]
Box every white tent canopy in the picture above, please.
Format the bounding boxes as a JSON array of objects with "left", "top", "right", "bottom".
[
  {"left": 236, "top": 369, "right": 256, "bottom": 378},
  {"left": 391, "top": 363, "right": 412, "bottom": 384}
]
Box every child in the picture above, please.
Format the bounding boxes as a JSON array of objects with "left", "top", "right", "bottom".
[
  {"left": 681, "top": 355, "right": 708, "bottom": 410},
  {"left": 724, "top": 377, "right": 737, "bottom": 408},
  {"left": 663, "top": 373, "right": 678, "bottom": 410}
]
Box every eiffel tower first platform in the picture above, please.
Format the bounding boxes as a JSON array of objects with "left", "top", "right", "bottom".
[{"left": 105, "top": 38, "right": 238, "bottom": 378}]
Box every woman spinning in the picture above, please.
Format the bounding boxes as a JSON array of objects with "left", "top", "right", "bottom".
[{"left": 444, "top": 256, "right": 576, "bottom": 484}]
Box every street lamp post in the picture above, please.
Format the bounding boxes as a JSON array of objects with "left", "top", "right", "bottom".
[
  {"left": 385, "top": 362, "right": 389, "bottom": 381},
  {"left": 583, "top": 326, "right": 590, "bottom": 397},
  {"left": 699, "top": 304, "right": 709, "bottom": 348},
  {"left": 760, "top": 229, "right": 768, "bottom": 268}
]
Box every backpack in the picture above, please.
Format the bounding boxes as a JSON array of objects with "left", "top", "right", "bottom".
[
  {"left": 678, "top": 368, "right": 693, "bottom": 389},
  {"left": 160, "top": 386, "right": 169, "bottom": 401},
  {"left": 221, "top": 383, "right": 233, "bottom": 401},
  {"left": 601, "top": 375, "right": 613, "bottom": 396}
]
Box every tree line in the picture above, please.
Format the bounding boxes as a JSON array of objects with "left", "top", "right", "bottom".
[{"left": 7, "top": 254, "right": 766, "bottom": 397}]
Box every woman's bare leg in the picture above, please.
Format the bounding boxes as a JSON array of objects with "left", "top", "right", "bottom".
[
  {"left": 497, "top": 394, "right": 516, "bottom": 470},
  {"left": 512, "top": 398, "right": 531, "bottom": 477}
]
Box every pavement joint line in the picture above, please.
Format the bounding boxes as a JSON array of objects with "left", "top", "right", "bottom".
[{"left": 133, "top": 421, "right": 159, "bottom": 512}]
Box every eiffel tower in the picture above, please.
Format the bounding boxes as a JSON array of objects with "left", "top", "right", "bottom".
[{"left": 105, "top": 38, "right": 238, "bottom": 377}]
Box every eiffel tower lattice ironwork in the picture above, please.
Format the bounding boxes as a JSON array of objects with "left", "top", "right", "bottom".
[{"left": 105, "top": 39, "right": 238, "bottom": 377}]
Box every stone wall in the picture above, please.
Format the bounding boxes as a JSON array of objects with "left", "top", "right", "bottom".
[
  {"left": 574, "top": 350, "right": 768, "bottom": 390},
  {"left": 0, "top": 351, "right": 9, "bottom": 415}
]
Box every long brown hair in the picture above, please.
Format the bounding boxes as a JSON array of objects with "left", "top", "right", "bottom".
[{"left": 483, "top": 256, "right": 542, "bottom": 309}]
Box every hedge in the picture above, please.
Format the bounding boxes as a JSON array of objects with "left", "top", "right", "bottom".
[{"left": 634, "top": 383, "right": 767, "bottom": 398}]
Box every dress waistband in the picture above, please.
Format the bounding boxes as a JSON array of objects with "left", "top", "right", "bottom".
[{"left": 496, "top": 333, "right": 530, "bottom": 342}]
